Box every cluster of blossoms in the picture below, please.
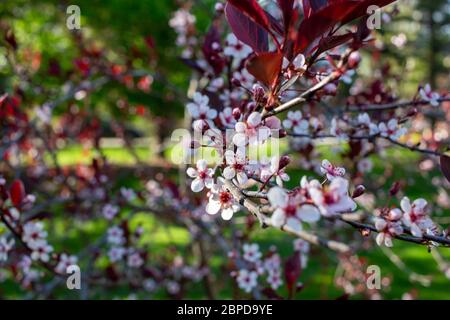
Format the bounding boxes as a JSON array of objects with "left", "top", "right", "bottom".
[
  {"left": 231, "top": 243, "right": 283, "bottom": 293},
  {"left": 22, "top": 222, "right": 54, "bottom": 263},
  {"left": 267, "top": 159, "right": 356, "bottom": 232},
  {"left": 169, "top": 8, "right": 197, "bottom": 59},
  {"left": 374, "top": 197, "right": 439, "bottom": 247}
]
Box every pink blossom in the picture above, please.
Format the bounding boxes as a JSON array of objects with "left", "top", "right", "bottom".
[
  {"left": 267, "top": 187, "right": 320, "bottom": 232},
  {"left": 236, "top": 269, "right": 258, "bottom": 293},
  {"left": 400, "top": 197, "right": 434, "bottom": 238},
  {"left": 186, "top": 159, "right": 215, "bottom": 192},
  {"left": 308, "top": 177, "right": 357, "bottom": 216},
  {"left": 223, "top": 149, "right": 249, "bottom": 185},
  {"left": 375, "top": 209, "right": 403, "bottom": 247},
  {"left": 378, "top": 119, "right": 407, "bottom": 141},
  {"left": 206, "top": 178, "right": 240, "bottom": 220},
  {"left": 420, "top": 84, "right": 440, "bottom": 107},
  {"left": 224, "top": 33, "right": 252, "bottom": 62},
  {"left": 283, "top": 111, "right": 309, "bottom": 135},
  {"left": 242, "top": 243, "right": 262, "bottom": 263},
  {"left": 233, "top": 112, "right": 270, "bottom": 147},
  {"left": 320, "top": 159, "right": 346, "bottom": 181}
]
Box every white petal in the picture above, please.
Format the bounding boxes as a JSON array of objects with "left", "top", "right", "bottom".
[
  {"left": 191, "top": 178, "right": 205, "bottom": 192},
  {"left": 233, "top": 133, "right": 247, "bottom": 147},
  {"left": 186, "top": 167, "right": 198, "bottom": 178},
  {"left": 197, "top": 159, "right": 208, "bottom": 171},
  {"left": 221, "top": 208, "right": 234, "bottom": 220},
  {"left": 271, "top": 209, "right": 286, "bottom": 227},
  {"left": 298, "top": 205, "right": 320, "bottom": 223},
  {"left": 375, "top": 233, "right": 385, "bottom": 246},
  {"left": 267, "top": 187, "right": 288, "bottom": 208},
  {"left": 400, "top": 197, "right": 411, "bottom": 213},
  {"left": 206, "top": 200, "right": 221, "bottom": 215},
  {"left": 410, "top": 224, "right": 423, "bottom": 238},
  {"left": 223, "top": 166, "right": 236, "bottom": 179},
  {"left": 247, "top": 112, "right": 262, "bottom": 127}
]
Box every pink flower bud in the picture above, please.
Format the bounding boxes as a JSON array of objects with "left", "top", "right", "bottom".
[{"left": 352, "top": 185, "right": 366, "bottom": 198}]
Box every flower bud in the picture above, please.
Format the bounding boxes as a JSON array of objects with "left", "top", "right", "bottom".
[
  {"left": 215, "top": 2, "right": 224, "bottom": 13},
  {"left": 232, "top": 108, "right": 241, "bottom": 120},
  {"left": 389, "top": 181, "right": 401, "bottom": 196},
  {"left": 231, "top": 78, "right": 241, "bottom": 87},
  {"left": 279, "top": 155, "right": 291, "bottom": 169},
  {"left": 352, "top": 185, "right": 366, "bottom": 198},
  {"left": 252, "top": 84, "right": 265, "bottom": 102},
  {"left": 348, "top": 51, "right": 361, "bottom": 69}
]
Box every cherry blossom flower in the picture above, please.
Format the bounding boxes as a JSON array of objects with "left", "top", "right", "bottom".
[
  {"left": 55, "top": 254, "right": 78, "bottom": 274},
  {"left": 207, "top": 77, "right": 224, "bottom": 92},
  {"left": 22, "top": 222, "right": 48, "bottom": 248},
  {"left": 267, "top": 187, "right": 320, "bottom": 232},
  {"left": 120, "top": 187, "right": 136, "bottom": 202},
  {"left": 223, "top": 149, "right": 249, "bottom": 185},
  {"left": 375, "top": 209, "right": 403, "bottom": 247},
  {"left": 0, "top": 237, "right": 14, "bottom": 262},
  {"left": 308, "top": 177, "right": 357, "bottom": 217},
  {"left": 378, "top": 119, "right": 407, "bottom": 141},
  {"left": 232, "top": 69, "right": 255, "bottom": 89},
  {"left": 102, "top": 204, "right": 119, "bottom": 220},
  {"left": 267, "top": 270, "right": 283, "bottom": 290},
  {"left": 357, "top": 158, "right": 373, "bottom": 174},
  {"left": 242, "top": 243, "right": 262, "bottom": 263},
  {"left": 206, "top": 178, "right": 240, "bottom": 220},
  {"left": 283, "top": 111, "right": 309, "bottom": 134},
  {"left": 236, "top": 269, "right": 258, "bottom": 293},
  {"left": 224, "top": 33, "right": 252, "bottom": 62},
  {"left": 283, "top": 54, "right": 307, "bottom": 78},
  {"left": 400, "top": 197, "right": 435, "bottom": 238},
  {"left": 107, "top": 226, "right": 126, "bottom": 246},
  {"left": 127, "top": 251, "right": 144, "bottom": 268},
  {"left": 186, "top": 159, "right": 215, "bottom": 192},
  {"left": 420, "top": 84, "right": 440, "bottom": 107},
  {"left": 233, "top": 112, "right": 270, "bottom": 147},
  {"left": 260, "top": 156, "right": 290, "bottom": 187},
  {"left": 186, "top": 92, "right": 218, "bottom": 130},
  {"left": 219, "top": 107, "right": 236, "bottom": 127},
  {"left": 320, "top": 159, "right": 346, "bottom": 181},
  {"left": 108, "top": 247, "right": 126, "bottom": 262},
  {"left": 29, "top": 240, "right": 53, "bottom": 262}
]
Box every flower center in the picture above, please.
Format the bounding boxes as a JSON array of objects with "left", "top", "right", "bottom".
[{"left": 219, "top": 191, "right": 231, "bottom": 204}]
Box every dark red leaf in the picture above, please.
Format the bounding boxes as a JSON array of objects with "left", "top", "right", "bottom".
[
  {"left": 317, "top": 32, "right": 354, "bottom": 54},
  {"left": 277, "top": 0, "right": 295, "bottom": 31},
  {"left": 228, "top": 0, "right": 272, "bottom": 33},
  {"left": 340, "top": 0, "right": 396, "bottom": 26},
  {"left": 10, "top": 179, "right": 25, "bottom": 207},
  {"left": 440, "top": 155, "right": 450, "bottom": 183},
  {"left": 246, "top": 52, "right": 283, "bottom": 88},
  {"left": 296, "top": 1, "right": 361, "bottom": 55},
  {"left": 284, "top": 251, "right": 301, "bottom": 298},
  {"left": 225, "top": 3, "right": 269, "bottom": 53},
  {"left": 296, "top": 0, "right": 396, "bottom": 55},
  {"left": 302, "top": 0, "right": 330, "bottom": 18}
]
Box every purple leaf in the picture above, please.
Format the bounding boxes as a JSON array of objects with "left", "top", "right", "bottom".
[
  {"left": 225, "top": 3, "right": 269, "bottom": 53},
  {"left": 440, "top": 155, "right": 450, "bottom": 183}
]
